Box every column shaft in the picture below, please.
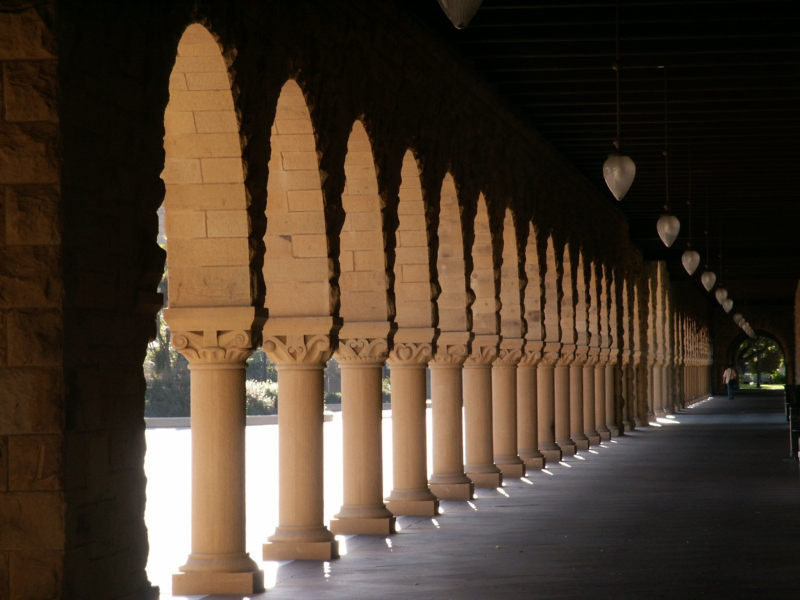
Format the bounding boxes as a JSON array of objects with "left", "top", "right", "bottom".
[
  {"left": 537, "top": 363, "right": 561, "bottom": 462},
  {"left": 554, "top": 365, "right": 576, "bottom": 455},
  {"left": 595, "top": 364, "right": 610, "bottom": 440},
  {"left": 463, "top": 363, "right": 502, "bottom": 487},
  {"left": 517, "top": 362, "right": 545, "bottom": 468},
  {"left": 583, "top": 364, "right": 600, "bottom": 444},
  {"left": 605, "top": 364, "right": 618, "bottom": 436},
  {"left": 492, "top": 362, "right": 525, "bottom": 478},
  {"left": 569, "top": 363, "right": 588, "bottom": 450}
]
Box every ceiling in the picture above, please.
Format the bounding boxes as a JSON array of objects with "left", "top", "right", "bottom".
[{"left": 413, "top": 0, "right": 800, "bottom": 307}]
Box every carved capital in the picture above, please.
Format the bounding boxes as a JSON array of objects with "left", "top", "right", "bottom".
[
  {"left": 556, "top": 344, "right": 576, "bottom": 366},
  {"left": 494, "top": 347, "right": 523, "bottom": 367},
  {"left": 465, "top": 344, "right": 498, "bottom": 366},
  {"left": 388, "top": 342, "right": 433, "bottom": 366},
  {"left": 263, "top": 334, "right": 332, "bottom": 365},
  {"left": 540, "top": 342, "right": 561, "bottom": 367},
  {"left": 431, "top": 342, "right": 469, "bottom": 365},
  {"left": 172, "top": 329, "right": 255, "bottom": 364},
  {"left": 518, "top": 348, "right": 542, "bottom": 367},
  {"left": 335, "top": 337, "right": 389, "bottom": 364}
]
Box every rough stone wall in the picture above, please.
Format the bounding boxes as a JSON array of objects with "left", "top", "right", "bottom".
[{"left": 0, "top": 3, "right": 66, "bottom": 599}]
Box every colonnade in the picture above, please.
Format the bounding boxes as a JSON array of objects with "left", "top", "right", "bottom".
[{"left": 158, "top": 25, "right": 713, "bottom": 595}]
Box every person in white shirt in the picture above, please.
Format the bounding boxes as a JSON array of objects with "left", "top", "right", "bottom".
[{"left": 722, "top": 365, "right": 738, "bottom": 399}]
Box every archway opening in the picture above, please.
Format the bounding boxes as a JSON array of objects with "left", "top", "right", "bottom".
[{"left": 735, "top": 334, "right": 786, "bottom": 389}]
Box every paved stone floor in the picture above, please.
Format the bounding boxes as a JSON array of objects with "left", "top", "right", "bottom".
[{"left": 151, "top": 392, "right": 800, "bottom": 599}]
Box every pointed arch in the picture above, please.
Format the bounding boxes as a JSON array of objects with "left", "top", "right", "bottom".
[
  {"left": 599, "top": 264, "right": 611, "bottom": 350},
  {"left": 574, "top": 250, "right": 589, "bottom": 348},
  {"left": 162, "top": 23, "right": 253, "bottom": 307},
  {"left": 338, "top": 121, "right": 391, "bottom": 323},
  {"left": 588, "top": 261, "right": 600, "bottom": 353},
  {"left": 499, "top": 209, "right": 524, "bottom": 339},
  {"left": 470, "top": 194, "right": 499, "bottom": 335},
  {"left": 263, "top": 80, "right": 333, "bottom": 317},
  {"left": 523, "top": 222, "right": 543, "bottom": 343},
  {"left": 394, "top": 150, "right": 434, "bottom": 329},
  {"left": 436, "top": 173, "right": 470, "bottom": 333}
]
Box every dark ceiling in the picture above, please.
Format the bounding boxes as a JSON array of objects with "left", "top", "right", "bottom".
[{"left": 413, "top": 0, "right": 800, "bottom": 307}]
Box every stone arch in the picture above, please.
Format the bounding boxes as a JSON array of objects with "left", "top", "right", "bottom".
[
  {"left": 470, "top": 193, "right": 499, "bottom": 336},
  {"left": 263, "top": 80, "right": 334, "bottom": 318},
  {"left": 499, "top": 209, "right": 524, "bottom": 340},
  {"left": 162, "top": 23, "right": 254, "bottom": 308},
  {"left": 574, "top": 250, "right": 589, "bottom": 348},
  {"left": 394, "top": 150, "right": 435, "bottom": 329},
  {"left": 588, "top": 261, "right": 600, "bottom": 354},
  {"left": 599, "top": 264, "right": 611, "bottom": 352},
  {"left": 338, "top": 120, "right": 392, "bottom": 325},
  {"left": 543, "top": 236, "right": 561, "bottom": 343},
  {"left": 437, "top": 174, "right": 471, "bottom": 332},
  {"left": 523, "top": 222, "right": 544, "bottom": 343}
]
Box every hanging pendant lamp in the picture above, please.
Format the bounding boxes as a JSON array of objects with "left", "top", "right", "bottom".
[
  {"left": 722, "top": 298, "right": 734, "bottom": 313},
  {"left": 732, "top": 313, "right": 744, "bottom": 326},
  {"left": 682, "top": 249, "right": 700, "bottom": 275},
  {"left": 714, "top": 287, "right": 728, "bottom": 304},
  {"left": 656, "top": 66, "right": 679, "bottom": 247},
  {"left": 603, "top": 2, "right": 635, "bottom": 200},
  {"left": 701, "top": 270, "right": 717, "bottom": 292},
  {"left": 437, "top": 0, "right": 483, "bottom": 29},
  {"left": 681, "top": 158, "right": 700, "bottom": 274}
]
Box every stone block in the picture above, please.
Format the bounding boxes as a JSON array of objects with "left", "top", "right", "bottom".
[
  {"left": 346, "top": 211, "right": 381, "bottom": 233},
  {"left": 269, "top": 168, "right": 321, "bottom": 192},
  {"left": 0, "top": 8, "right": 55, "bottom": 59},
  {"left": 6, "top": 310, "right": 61, "bottom": 366},
  {"left": 5, "top": 186, "right": 60, "bottom": 245},
  {"left": 164, "top": 132, "right": 240, "bottom": 159},
  {"left": 265, "top": 282, "right": 329, "bottom": 316},
  {"left": 168, "top": 265, "right": 252, "bottom": 306},
  {"left": 280, "top": 150, "right": 318, "bottom": 171},
  {"left": 194, "top": 110, "right": 238, "bottom": 133},
  {"left": 270, "top": 133, "right": 315, "bottom": 152},
  {"left": 343, "top": 178, "right": 379, "bottom": 195},
  {"left": 167, "top": 237, "right": 249, "bottom": 268},
  {"left": 0, "top": 492, "right": 65, "bottom": 550},
  {"left": 395, "top": 246, "right": 428, "bottom": 264},
  {"left": 206, "top": 209, "right": 248, "bottom": 238},
  {"left": 397, "top": 213, "right": 426, "bottom": 232},
  {"left": 290, "top": 234, "right": 328, "bottom": 258},
  {"left": 164, "top": 209, "right": 206, "bottom": 239},
  {"left": 164, "top": 182, "right": 247, "bottom": 210},
  {"left": 164, "top": 110, "right": 196, "bottom": 134},
  {"left": 354, "top": 249, "right": 384, "bottom": 272},
  {"left": 339, "top": 291, "right": 387, "bottom": 321},
  {"left": 0, "top": 123, "right": 58, "bottom": 184},
  {"left": 2, "top": 61, "right": 58, "bottom": 122},
  {"left": 173, "top": 55, "right": 226, "bottom": 74},
  {"left": 0, "top": 368, "right": 62, "bottom": 434},
  {"left": 401, "top": 264, "right": 430, "bottom": 283},
  {"left": 340, "top": 230, "right": 382, "bottom": 252},
  {"left": 340, "top": 270, "right": 386, "bottom": 293},
  {"left": 263, "top": 256, "right": 327, "bottom": 282},
  {"left": 286, "top": 189, "right": 324, "bottom": 212},
  {"left": 398, "top": 189, "right": 424, "bottom": 210},
  {"left": 9, "top": 551, "right": 62, "bottom": 600},
  {"left": 166, "top": 90, "right": 233, "bottom": 112},
  {"left": 266, "top": 212, "right": 326, "bottom": 235},
  {"left": 161, "top": 158, "right": 202, "bottom": 185},
  {"left": 200, "top": 157, "right": 244, "bottom": 183},
  {"left": 168, "top": 72, "right": 187, "bottom": 91},
  {"left": 275, "top": 117, "right": 313, "bottom": 135},
  {"left": 185, "top": 71, "right": 230, "bottom": 91},
  {"left": 8, "top": 434, "right": 61, "bottom": 491}
]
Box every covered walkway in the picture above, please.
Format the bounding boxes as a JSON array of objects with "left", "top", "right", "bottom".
[{"left": 173, "top": 391, "right": 799, "bottom": 599}]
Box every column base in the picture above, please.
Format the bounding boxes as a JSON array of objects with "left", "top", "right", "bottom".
[
  {"left": 386, "top": 498, "right": 439, "bottom": 516},
  {"left": 521, "top": 455, "right": 546, "bottom": 469},
  {"left": 263, "top": 540, "right": 339, "bottom": 561},
  {"left": 429, "top": 481, "right": 474, "bottom": 500},
  {"left": 540, "top": 447, "right": 562, "bottom": 462},
  {"left": 330, "top": 516, "right": 395, "bottom": 535},
  {"left": 623, "top": 420, "right": 635, "bottom": 432},
  {"left": 584, "top": 431, "right": 601, "bottom": 445},
  {"left": 556, "top": 440, "right": 577, "bottom": 456},
  {"left": 608, "top": 425, "right": 620, "bottom": 436},
  {"left": 172, "top": 570, "right": 264, "bottom": 595},
  {"left": 573, "top": 437, "right": 589, "bottom": 450},
  {"left": 495, "top": 460, "right": 526, "bottom": 478},
  {"left": 598, "top": 429, "right": 611, "bottom": 441},
  {"left": 466, "top": 470, "right": 503, "bottom": 488},
  {"left": 654, "top": 408, "right": 667, "bottom": 418}
]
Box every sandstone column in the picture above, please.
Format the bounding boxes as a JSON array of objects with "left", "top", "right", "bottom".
[
  {"left": 517, "top": 343, "right": 545, "bottom": 469},
  {"left": 621, "top": 350, "right": 635, "bottom": 431},
  {"left": 554, "top": 344, "right": 577, "bottom": 455},
  {"left": 330, "top": 330, "right": 395, "bottom": 535},
  {"left": 492, "top": 340, "right": 526, "bottom": 478},
  {"left": 428, "top": 334, "right": 473, "bottom": 500},
  {"left": 595, "top": 349, "right": 611, "bottom": 440},
  {"left": 583, "top": 348, "right": 600, "bottom": 444},
  {"left": 385, "top": 338, "right": 438, "bottom": 516},
  {"left": 570, "top": 346, "right": 589, "bottom": 450},
  {"left": 537, "top": 343, "right": 562, "bottom": 462},
  {"left": 463, "top": 336, "right": 502, "bottom": 487},
  {"left": 166, "top": 308, "right": 265, "bottom": 595},
  {"left": 606, "top": 362, "right": 619, "bottom": 436},
  {"left": 261, "top": 326, "right": 338, "bottom": 561}
]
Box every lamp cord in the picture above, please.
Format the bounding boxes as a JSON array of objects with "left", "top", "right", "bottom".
[
  {"left": 614, "top": 0, "right": 621, "bottom": 151},
  {"left": 663, "top": 65, "right": 669, "bottom": 212}
]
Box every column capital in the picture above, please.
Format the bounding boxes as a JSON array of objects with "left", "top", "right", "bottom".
[
  {"left": 494, "top": 337, "right": 524, "bottom": 366},
  {"left": 335, "top": 321, "right": 392, "bottom": 364},
  {"left": 556, "top": 343, "right": 576, "bottom": 366},
  {"left": 539, "top": 341, "right": 562, "bottom": 367},
  {"left": 519, "top": 340, "right": 543, "bottom": 366},
  {"left": 263, "top": 334, "right": 332, "bottom": 365},
  {"left": 387, "top": 342, "right": 433, "bottom": 366},
  {"left": 164, "top": 306, "right": 266, "bottom": 365},
  {"left": 465, "top": 334, "right": 499, "bottom": 366}
]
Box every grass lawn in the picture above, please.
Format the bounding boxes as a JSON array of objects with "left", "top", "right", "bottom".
[{"left": 738, "top": 383, "right": 784, "bottom": 390}]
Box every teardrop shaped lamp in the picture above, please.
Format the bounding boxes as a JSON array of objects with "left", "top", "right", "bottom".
[
  {"left": 681, "top": 249, "right": 701, "bottom": 275},
  {"left": 656, "top": 214, "right": 681, "bottom": 247},
  {"left": 700, "top": 271, "right": 716, "bottom": 292},
  {"left": 714, "top": 287, "right": 728, "bottom": 304},
  {"left": 437, "top": 0, "right": 484, "bottom": 28},
  {"left": 603, "top": 153, "right": 637, "bottom": 201},
  {"left": 722, "top": 298, "right": 734, "bottom": 313}
]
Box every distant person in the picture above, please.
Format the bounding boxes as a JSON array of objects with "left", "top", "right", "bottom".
[{"left": 722, "top": 365, "right": 738, "bottom": 399}]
